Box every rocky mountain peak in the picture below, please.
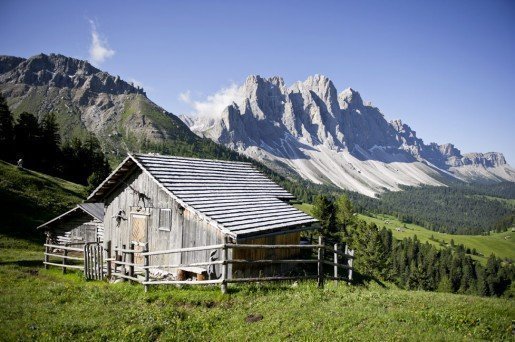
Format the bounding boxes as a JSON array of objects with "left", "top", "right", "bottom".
[
  {"left": 338, "top": 87, "right": 363, "bottom": 109},
  {"left": 0, "top": 53, "right": 145, "bottom": 97}
]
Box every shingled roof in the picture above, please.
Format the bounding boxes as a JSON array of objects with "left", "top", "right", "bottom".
[{"left": 88, "top": 153, "right": 317, "bottom": 238}]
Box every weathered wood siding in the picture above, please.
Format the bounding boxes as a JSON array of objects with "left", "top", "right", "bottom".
[
  {"left": 232, "top": 232, "right": 301, "bottom": 278},
  {"left": 103, "top": 169, "right": 224, "bottom": 275},
  {"left": 47, "top": 214, "right": 103, "bottom": 245}
]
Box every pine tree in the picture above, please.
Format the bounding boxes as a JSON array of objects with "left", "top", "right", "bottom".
[
  {"left": 311, "top": 195, "right": 336, "bottom": 236},
  {"left": 40, "top": 112, "right": 61, "bottom": 174},
  {"left": 13, "top": 112, "right": 41, "bottom": 169},
  {"left": 0, "top": 95, "right": 14, "bottom": 161}
]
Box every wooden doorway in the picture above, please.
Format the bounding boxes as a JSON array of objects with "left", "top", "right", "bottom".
[{"left": 130, "top": 213, "right": 147, "bottom": 264}]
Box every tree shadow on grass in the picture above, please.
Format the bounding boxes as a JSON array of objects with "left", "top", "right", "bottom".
[{"left": 0, "top": 259, "right": 43, "bottom": 267}]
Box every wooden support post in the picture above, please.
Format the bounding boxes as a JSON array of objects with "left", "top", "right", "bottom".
[
  {"left": 62, "top": 244, "right": 68, "bottom": 274},
  {"left": 129, "top": 242, "right": 135, "bottom": 280},
  {"left": 333, "top": 243, "right": 338, "bottom": 286},
  {"left": 114, "top": 246, "right": 119, "bottom": 274},
  {"left": 106, "top": 241, "right": 112, "bottom": 279},
  {"left": 348, "top": 248, "right": 354, "bottom": 284},
  {"left": 44, "top": 236, "right": 49, "bottom": 269},
  {"left": 317, "top": 236, "right": 324, "bottom": 288},
  {"left": 83, "top": 244, "right": 88, "bottom": 279},
  {"left": 144, "top": 243, "right": 150, "bottom": 292},
  {"left": 121, "top": 244, "right": 127, "bottom": 276},
  {"left": 221, "top": 236, "right": 228, "bottom": 294}
]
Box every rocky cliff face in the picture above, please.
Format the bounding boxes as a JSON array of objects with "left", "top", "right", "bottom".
[
  {"left": 0, "top": 53, "right": 195, "bottom": 157},
  {"left": 183, "top": 75, "right": 514, "bottom": 196}
]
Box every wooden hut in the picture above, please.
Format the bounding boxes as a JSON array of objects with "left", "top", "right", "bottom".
[
  {"left": 38, "top": 203, "right": 104, "bottom": 245},
  {"left": 87, "top": 153, "right": 318, "bottom": 278}
]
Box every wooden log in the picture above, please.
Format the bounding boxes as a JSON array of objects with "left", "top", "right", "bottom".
[
  {"left": 226, "top": 275, "right": 318, "bottom": 283},
  {"left": 111, "top": 273, "right": 141, "bottom": 283},
  {"left": 317, "top": 236, "right": 324, "bottom": 288},
  {"left": 44, "top": 253, "right": 84, "bottom": 261},
  {"left": 44, "top": 244, "right": 84, "bottom": 252},
  {"left": 221, "top": 237, "right": 228, "bottom": 294},
  {"left": 44, "top": 262, "right": 84, "bottom": 270}
]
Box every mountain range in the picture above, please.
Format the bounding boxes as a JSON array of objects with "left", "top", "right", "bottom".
[
  {"left": 181, "top": 75, "right": 515, "bottom": 196},
  {"left": 0, "top": 53, "right": 197, "bottom": 159},
  {"left": 0, "top": 54, "right": 513, "bottom": 197}
]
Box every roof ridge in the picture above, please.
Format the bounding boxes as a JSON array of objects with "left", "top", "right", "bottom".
[{"left": 133, "top": 153, "right": 254, "bottom": 165}]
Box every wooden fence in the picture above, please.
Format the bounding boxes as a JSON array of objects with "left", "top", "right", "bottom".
[
  {"left": 44, "top": 240, "right": 104, "bottom": 280},
  {"left": 107, "top": 236, "right": 355, "bottom": 293},
  {"left": 44, "top": 241, "right": 85, "bottom": 273}
]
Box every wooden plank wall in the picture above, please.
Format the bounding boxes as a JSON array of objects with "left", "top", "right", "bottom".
[
  {"left": 48, "top": 214, "right": 103, "bottom": 245},
  {"left": 103, "top": 169, "right": 223, "bottom": 275},
  {"left": 232, "top": 232, "right": 301, "bottom": 278}
]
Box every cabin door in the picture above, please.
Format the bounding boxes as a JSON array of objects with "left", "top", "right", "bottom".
[{"left": 130, "top": 213, "right": 148, "bottom": 264}]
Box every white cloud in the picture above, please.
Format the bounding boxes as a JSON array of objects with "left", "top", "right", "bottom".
[
  {"left": 88, "top": 20, "right": 115, "bottom": 65},
  {"left": 179, "top": 83, "right": 244, "bottom": 118}
]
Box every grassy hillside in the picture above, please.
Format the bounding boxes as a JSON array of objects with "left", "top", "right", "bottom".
[
  {"left": 0, "top": 239, "right": 513, "bottom": 341},
  {"left": 294, "top": 203, "right": 515, "bottom": 263},
  {"left": 0, "top": 160, "right": 85, "bottom": 240}
]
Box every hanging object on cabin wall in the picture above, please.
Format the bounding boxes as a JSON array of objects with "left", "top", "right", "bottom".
[
  {"left": 125, "top": 182, "right": 152, "bottom": 207},
  {"left": 113, "top": 210, "right": 127, "bottom": 226}
]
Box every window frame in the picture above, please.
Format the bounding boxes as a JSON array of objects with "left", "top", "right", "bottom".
[{"left": 157, "top": 208, "right": 172, "bottom": 231}]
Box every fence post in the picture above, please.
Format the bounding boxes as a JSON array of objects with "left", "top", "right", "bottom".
[
  {"left": 317, "top": 235, "right": 324, "bottom": 288},
  {"left": 121, "top": 244, "right": 127, "bottom": 276},
  {"left": 129, "top": 242, "right": 135, "bottom": 280},
  {"left": 221, "top": 236, "right": 228, "bottom": 294},
  {"left": 144, "top": 243, "right": 150, "bottom": 292},
  {"left": 62, "top": 243, "right": 68, "bottom": 274},
  {"left": 348, "top": 248, "right": 354, "bottom": 284},
  {"left": 334, "top": 243, "right": 338, "bottom": 285},
  {"left": 44, "top": 236, "right": 49, "bottom": 269},
  {"left": 106, "top": 241, "right": 112, "bottom": 279},
  {"left": 83, "top": 244, "right": 88, "bottom": 279},
  {"left": 114, "top": 245, "right": 119, "bottom": 275}
]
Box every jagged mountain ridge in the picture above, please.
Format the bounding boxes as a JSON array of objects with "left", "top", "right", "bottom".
[
  {"left": 182, "top": 75, "right": 514, "bottom": 196},
  {"left": 0, "top": 53, "right": 197, "bottom": 157}
]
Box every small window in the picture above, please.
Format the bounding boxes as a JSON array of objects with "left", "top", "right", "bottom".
[{"left": 158, "top": 208, "right": 172, "bottom": 231}]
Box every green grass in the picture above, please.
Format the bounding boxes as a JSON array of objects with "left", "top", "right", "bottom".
[
  {"left": 0, "top": 234, "right": 513, "bottom": 341},
  {"left": 294, "top": 203, "right": 515, "bottom": 263},
  {"left": 0, "top": 160, "right": 85, "bottom": 239}
]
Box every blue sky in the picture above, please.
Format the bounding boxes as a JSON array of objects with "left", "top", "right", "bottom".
[{"left": 1, "top": 0, "right": 514, "bottom": 163}]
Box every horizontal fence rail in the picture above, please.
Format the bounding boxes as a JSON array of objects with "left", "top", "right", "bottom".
[{"left": 43, "top": 242, "right": 85, "bottom": 273}]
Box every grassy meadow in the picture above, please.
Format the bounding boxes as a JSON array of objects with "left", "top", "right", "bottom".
[{"left": 0, "top": 234, "right": 514, "bottom": 341}]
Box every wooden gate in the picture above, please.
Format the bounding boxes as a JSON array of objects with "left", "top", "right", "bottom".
[
  {"left": 131, "top": 213, "right": 148, "bottom": 264},
  {"left": 84, "top": 242, "right": 104, "bottom": 280}
]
